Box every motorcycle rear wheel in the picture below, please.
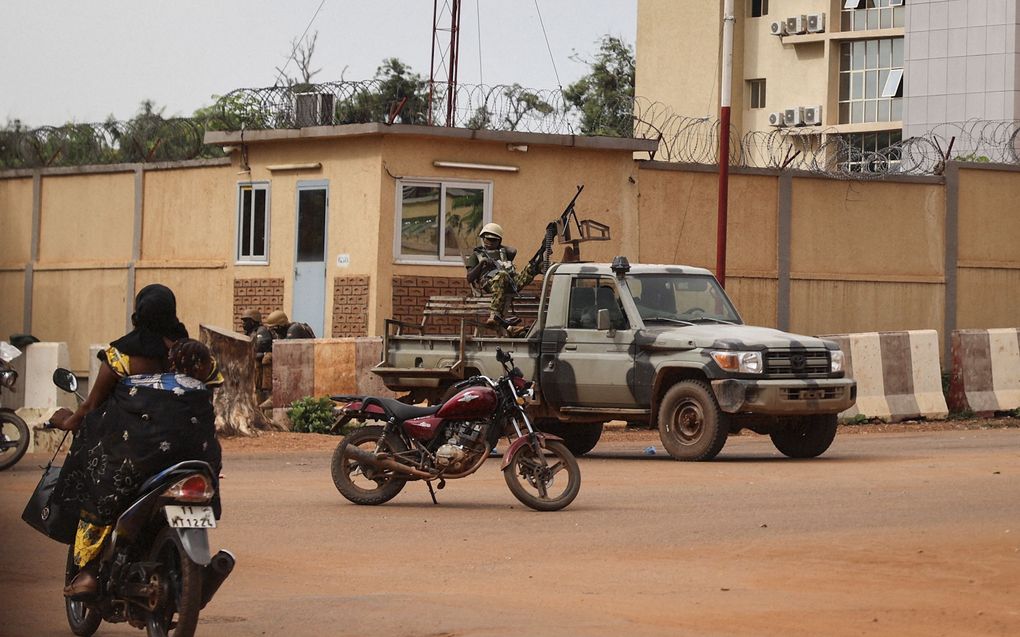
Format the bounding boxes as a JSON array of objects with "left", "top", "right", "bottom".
[
  {"left": 331, "top": 425, "right": 408, "bottom": 505},
  {"left": 146, "top": 527, "right": 203, "bottom": 637},
  {"left": 503, "top": 439, "right": 580, "bottom": 511},
  {"left": 0, "top": 410, "right": 30, "bottom": 471},
  {"left": 64, "top": 547, "right": 102, "bottom": 636}
]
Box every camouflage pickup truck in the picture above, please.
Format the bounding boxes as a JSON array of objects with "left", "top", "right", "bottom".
[{"left": 374, "top": 257, "right": 856, "bottom": 461}]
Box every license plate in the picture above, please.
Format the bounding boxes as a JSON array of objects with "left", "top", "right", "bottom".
[
  {"left": 164, "top": 505, "right": 216, "bottom": 529},
  {"left": 800, "top": 390, "right": 823, "bottom": 400}
]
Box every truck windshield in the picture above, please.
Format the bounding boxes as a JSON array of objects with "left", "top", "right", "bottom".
[{"left": 629, "top": 274, "right": 741, "bottom": 325}]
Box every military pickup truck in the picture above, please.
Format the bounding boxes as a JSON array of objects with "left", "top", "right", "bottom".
[{"left": 373, "top": 257, "right": 856, "bottom": 461}]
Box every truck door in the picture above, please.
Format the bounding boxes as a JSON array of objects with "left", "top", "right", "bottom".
[{"left": 540, "top": 276, "right": 636, "bottom": 408}]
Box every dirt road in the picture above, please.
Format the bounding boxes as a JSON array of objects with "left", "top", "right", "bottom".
[{"left": 2, "top": 425, "right": 1018, "bottom": 637}]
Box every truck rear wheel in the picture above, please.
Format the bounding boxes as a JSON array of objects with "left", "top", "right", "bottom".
[
  {"left": 657, "top": 380, "right": 729, "bottom": 461},
  {"left": 769, "top": 414, "right": 838, "bottom": 458},
  {"left": 534, "top": 420, "right": 603, "bottom": 456}
]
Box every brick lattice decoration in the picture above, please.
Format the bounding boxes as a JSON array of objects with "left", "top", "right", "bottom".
[
  {"left": 391, "top": 275, "right": 541, "bottom": 335},
  {"left": 332, "top": 276, "right": 370, "bottom": 337},
  {"left": 232, "top": 278, "right": 285, "bottom": 332}
]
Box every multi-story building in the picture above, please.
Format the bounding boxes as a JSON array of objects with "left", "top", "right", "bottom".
[{"left": 637, "top": 0, "right": 1020, "bottom": 168}]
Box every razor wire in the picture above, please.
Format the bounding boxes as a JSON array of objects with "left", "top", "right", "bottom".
[{"left": 5, "top": 79, "right": 1020, "bottom": 177}]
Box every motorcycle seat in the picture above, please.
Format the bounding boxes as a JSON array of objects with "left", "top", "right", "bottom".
[{"left": 368, "top": 397, "right": 441, "bottom": 422}]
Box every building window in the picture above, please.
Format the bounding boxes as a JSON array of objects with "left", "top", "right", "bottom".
[
  {"left": 839, "top": 130, "right": 903, "bottom": 172},
  {"left": 841, "top": 0, "right": 904, "bottom": 32},
  {"left": 237, "top": 182, "right": 269, "bottom": 263},
  {"left": 749, "top": 0, "right": 769, "bottom": 17},
  {"left": 396, "top": 180, "right": 491, "bottom": 263},
  {"left": 748, "top": 79, "right": 767, "bottom": 109},
  {"left": 838, "top": 38, "right": 904, "bottom": 124}
]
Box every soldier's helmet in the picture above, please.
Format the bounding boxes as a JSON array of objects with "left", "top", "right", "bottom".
[
  {"left": 241, "top": 308, "right": 262, "bottom": 323},
  {"left": 265, "top": 310, "right": 289, "bottom": 327},
  {"left": 478, "top": 222, "right": 504, "bottom": 240}
]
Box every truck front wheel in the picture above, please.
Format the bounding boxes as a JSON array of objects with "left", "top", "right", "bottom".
[
  {"left": 657, "top": 380, "right": 729, "bottom": 461},
  {"left": 769, "top": 414, "right": 838, "bottom": 458}
]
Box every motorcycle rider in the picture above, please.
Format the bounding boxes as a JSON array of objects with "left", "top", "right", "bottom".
[{"left": 49, "top": 284, "right": 222, "bottom": 598}]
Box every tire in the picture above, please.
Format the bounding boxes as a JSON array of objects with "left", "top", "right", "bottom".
[
  {"left": 64, "top": 547, "right": 102, "bottom": 637},
  {"left": 146, "top": 527, "right": 203, "bottom": 637},
  {"left": 503, "top": 439, "right": 581, "bottom": 511},
  {"left": 657, "top": 380, "right": 729, "bottom": 461},
  {"left": 0, "top": 411, "right": 30, "bottom": 471},
  {"left": 769, "top": 414, "right": 838, "bottom": 458},
  {"left": 534, "top": 419, "right": 603, "bottom": 456},
  {"left": 331, "top": 425, "right": 408, "bottom": 505}
]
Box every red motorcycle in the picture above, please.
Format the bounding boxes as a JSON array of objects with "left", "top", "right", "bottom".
[{"left": 329, "top": 348, "right": 581, "bottom": 511}]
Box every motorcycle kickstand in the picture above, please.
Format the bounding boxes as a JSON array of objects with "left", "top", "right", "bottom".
[{"left": 425, "top": 479, "right": 445, "bottom": 505}]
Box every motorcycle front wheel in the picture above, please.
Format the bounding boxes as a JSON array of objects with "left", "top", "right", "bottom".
[
  {"left": 146, "top": 527, "right": 203, "bottom": 637},
  {"left": 503, "top": 439, "right": 580, "bottom": 511},
  {"left": 64, "top": 546, "right": 102, "bottom": 636},
  {"left": 331, "top": 425, "right": 408, "bottom": 505},
  {"left": 0, "top": 410, "right": 30, "bottom": 471}
]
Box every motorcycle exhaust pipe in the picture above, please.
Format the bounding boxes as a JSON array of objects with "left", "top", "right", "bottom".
[
  {"left": 200, "top": 549, "right": 236, "bottom": 609},
  {"left": 346, "top": 446, "right": 433, "bottom": 480}
]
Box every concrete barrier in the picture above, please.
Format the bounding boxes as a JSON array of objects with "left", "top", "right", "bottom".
[
  {"left": 23, "top": 342, "right": 76, "bottom": 411},
  {"left": 824, "top": 330, "right": 948, "bottom": 422},
  {"left": 948, "top": 328, "right": 1020, "bottom": 415},
  {"left": 271, "top": 338, "right": 398, "bottom": 425}
]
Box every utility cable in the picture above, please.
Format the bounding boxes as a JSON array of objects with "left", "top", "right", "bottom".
[
  {"left": 476, "top": 0, "right": 484, "bottom": 85},
  {"left": 273, "top": 0, "right": 328, "bottom": 87},
  {"left": 533, "top": 0, "right": 562, "bottom": 89}
]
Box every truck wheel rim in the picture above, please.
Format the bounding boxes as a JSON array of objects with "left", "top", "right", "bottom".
[{"left": 673, "top": 399, "right": 704, "bottom": 444}]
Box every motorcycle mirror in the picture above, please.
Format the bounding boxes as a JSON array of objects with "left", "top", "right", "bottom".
[
  {"left": 496, "top": 348, "right": 511, "bottom": 364},
  {"left": 52, "top": 368, "right": 78, "bottom": 393}
]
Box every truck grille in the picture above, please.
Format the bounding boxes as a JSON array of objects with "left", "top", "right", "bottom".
[{"left": 765, "top": 349, "right": 831, "bottom": 379}]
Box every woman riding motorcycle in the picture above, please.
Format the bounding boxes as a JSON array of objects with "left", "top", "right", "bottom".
[{"left": 49, "top": 284, "right": 223, "bottom": 597}]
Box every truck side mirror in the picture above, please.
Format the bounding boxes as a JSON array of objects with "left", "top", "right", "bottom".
[{"left": 596, "top": 308, "right": 611, "bottom": 331}]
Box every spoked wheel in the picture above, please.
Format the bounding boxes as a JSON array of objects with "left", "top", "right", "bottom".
[
  {"left": 331, "top": 425, "right": 409, "bottom": 505},
  {"left": 0, "top": 411, "right": 30, "bottom": 471},
  {"left": 64, "top": 546, "right": 102, "bottom": 637},
  {"left": 146, "top": 527, "right": 203, "bottom": 637},
  {"left": 503, "top": 439, "right": 580, "bottom": 511}
]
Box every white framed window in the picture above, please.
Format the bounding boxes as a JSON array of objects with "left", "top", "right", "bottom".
[
  {"left": 395, "top": 179, "right": 492, "bottom": 264},
  {"left": 237, "top": 182, "right": 270, "bottom": 263},
  {"left": 841, "top": 0, "right": 905, "bottom": 31},
  {"left": 748, "top": 79, "right": 767, "bottom": 109},
  {"left": 838, "top": 38, "right": 904, "bottom": 123},
  {"left": 839, "top": 130, "right": 903, "bottom": 172}
]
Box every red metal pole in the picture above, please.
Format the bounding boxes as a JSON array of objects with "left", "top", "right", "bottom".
[{"left": 716, "top": 0, "right": 735, "bottom": 288}]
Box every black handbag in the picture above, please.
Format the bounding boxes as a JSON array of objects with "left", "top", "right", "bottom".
[{"left": 21, "top": 431, "right": 78, "bottom": 544}]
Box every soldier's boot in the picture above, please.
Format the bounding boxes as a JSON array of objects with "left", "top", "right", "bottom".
[{"left": 486, "top": 311, "right": 499, "bottom": 327}]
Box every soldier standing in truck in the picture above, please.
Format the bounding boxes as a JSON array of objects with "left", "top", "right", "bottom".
[{"left": 464, "top": 222, "right": 543, "bottom": 332}]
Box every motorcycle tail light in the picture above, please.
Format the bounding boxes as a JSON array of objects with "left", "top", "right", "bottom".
[{"left": 163, "top": 474, "right": 214, "bottom": 503}]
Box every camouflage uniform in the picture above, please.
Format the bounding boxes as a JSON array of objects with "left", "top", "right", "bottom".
[{"left": 465, "top": 245, "right": 536, "bottom": 317}]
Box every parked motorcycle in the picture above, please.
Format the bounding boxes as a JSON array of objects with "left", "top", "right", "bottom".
[
  {"left": 0, "top": 341, "right": 30, "bottom": 471},
  {"left": 50, "top": 368, "right": 235, "bottom": 637},
  {"left": 330, "top": 348, "right": 581, "bottom": 511}
]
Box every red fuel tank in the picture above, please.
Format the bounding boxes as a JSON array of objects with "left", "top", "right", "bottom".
[{"left": 436, "top": 385, "right": 497, "bottom": 420}]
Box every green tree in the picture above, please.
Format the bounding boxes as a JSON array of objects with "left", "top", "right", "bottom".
[
  {"left": 501, "top": 83, "right": 554, "bottom": 131},
  {"left": 562, "top": 35, "right": 636, "bottom": 137},
  {"left": 336, "top": 58, "right": 428, "bottom": 125}
]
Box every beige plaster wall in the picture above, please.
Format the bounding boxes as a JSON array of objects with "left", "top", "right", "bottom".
[
  {"left": 38, "top": 172, "right": 135, "bottom": 263},
  {"left": 32, "top": 268, "right": 130, "bottom": 372},
  {"left": 0, "top": 177, "right": 34, "bottom": 263},
  {"left": 142, "top": 165, "right": 236, "bottom": 261},
  {"left": 0, "top": 272, "right": 25, "bottom": 341},
  {"left": 792, "top": 279, "right": 945, "bottom": 336},
  {"left": 135, "top": 267, "right": 235, "bottom": 344}
]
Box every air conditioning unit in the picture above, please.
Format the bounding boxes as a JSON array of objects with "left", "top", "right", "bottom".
[
  {"left": 803, "top": 105, "right": 823, "bottom": 126},
  {"left": 769, "top": 20, "right": 786, "bottom": 36},
  {"left": 785, "top": 15, "right": 808, "bottom": 35},
  {"left": 768, "top": 111, "right": 786, "bottom": 127},
  {"left": 784, "top": 106, "right": 805, "bottom": 127},
  {"left": 807, "top": 12, "right": 826, "bottom": 33},
  {"left": 293, "top": 92, "right": 336, "bottom": 128}
]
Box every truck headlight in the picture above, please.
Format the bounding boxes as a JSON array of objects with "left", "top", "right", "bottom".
[
  {"left": 830, "top": 350, "right": 845, "bottom": 374},
  {"left": 710, "top": 351, "right": 763, "bottom": 374}
]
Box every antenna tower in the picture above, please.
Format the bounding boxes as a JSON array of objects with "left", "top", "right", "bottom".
[{"left": 428, "top": 0, "right": 461, "bottom": 126}]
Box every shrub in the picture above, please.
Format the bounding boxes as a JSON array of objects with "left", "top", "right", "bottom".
[{"left": 286, "top": 396, "right": 337, "bottom": 434}]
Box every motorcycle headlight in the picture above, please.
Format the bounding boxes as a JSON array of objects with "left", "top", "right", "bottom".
[
  {"left": 830, "top": 350, "right": 845, "bottom": 374},
  {"left": 710, "top": 351, "right": 764, "bottom": 374}
]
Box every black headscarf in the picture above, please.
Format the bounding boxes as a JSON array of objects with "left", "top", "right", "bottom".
[{"left": 110, "top": 284, "right": 189, "bottom": 359}]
